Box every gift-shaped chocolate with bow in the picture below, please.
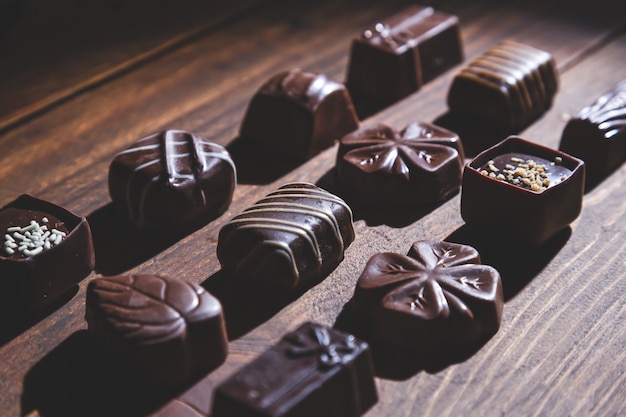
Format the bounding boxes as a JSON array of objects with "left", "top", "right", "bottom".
[
  {"left": 336, "top": 122, "right": 464, "bottom": 205},
  {"left": 212, "top": 322, "right": 377, "bottom": 417},
  {"left": 352, "top": 241, "right": 503, "bottom": 351}
]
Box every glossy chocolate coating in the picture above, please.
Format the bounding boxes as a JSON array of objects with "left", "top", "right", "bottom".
[
  {"left": 336, "top": 122, "right": 464, "bottom": 204},
  {"left": 461, "top": 136, "right": 585, "bottom": 246},
  {"left": 352, "top": 241, "right": 503, "bottom": 351},
  {"left": 239, "top": 68, "right": 359, "bottom": 160},
  {"left": 217, "top": 182, "right": 355, "bottom": 292},
  {"left": 109, "top": 129, "right": 236, "bottom": 230},
  {"left": 212, "top": 322, "right": 377, "bottom": 417},
  {"left": 346, "top": 5, "right": 462, "bottom": 103},
  {"left": 448, "top": 40, "right": 558, "bottom": 132},
  {"left": 560, "top": 80, "right": 626, "bottom": 180},
  {"left": 86, "top": 274, "right": 228, "bottom": 388},
  {"left": 0, "top": 194, "right": 95, "bottom": 311}
]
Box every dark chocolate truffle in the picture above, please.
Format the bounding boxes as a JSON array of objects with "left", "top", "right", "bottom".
[
  {"left": 212, "top": 322, "right": 377, "bottom": 417},
  {"left": 559, "top": 79, "right": 626, "bottom": 180},
  {"left": 447, "top": 40, "right": 558, "bottom": 132},
  {"left": 461, "top": 136, "right": 585, "bottom": 246},
  {"left": 217, "top": 182, "right": 355, "bottom": 292},
  {"left": 346, "top": 5, "right": 462, "bottom": 104},
  {"left": 239, "top": 69, "right": 359, "bottom": 160},
  {"left": 0, "top": 194, "right": 95, "bottom": 311},
  {"left": 336, "top": 122, "right": 464, "bottom": 205},
  {"left": 86, "top": 274, "right": 228, "bottom": 388},
  {"left": 108, "top": 129, "right": 236, "bottom": 230},
  {"left": 351, "top": 241, "right": 503, "bottom": 351}
]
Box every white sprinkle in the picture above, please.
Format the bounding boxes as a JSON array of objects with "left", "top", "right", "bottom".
[
  {"left": 18, "top": 245, "right": 28, "bottom": 251},
  {"left": 51, "top": 229, "right": 66, "bottom": 237},
  {"left": 44, "top": 241, "right": 51, "bottom": 250},
  {"left": 42, "top": 217, "right": 49, "bottom": 223},
  {"left": 23, "top": 249, "right": 32, "bottom": 256},
  {"left": 7, "top": 226, "right": 21, "bottom": 232},
  {"left": 5, "top": 247, "right": 14, "bottom": 255},
  {"left": 5, "top": 234, "right": 14, "bottom": 242},
  {"left": 54, "top": 234, "right": 62, "bottom": 245},
  {"left": 29, "top": 246, "right": 43, "bottom": 255},
  {"left": 13, "top": 232, "right": 25, "bottom": 240}
]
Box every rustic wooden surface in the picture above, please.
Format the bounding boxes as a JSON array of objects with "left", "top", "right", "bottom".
[{"left": 1, "top": 0, "right": 626, "bottom": 416}]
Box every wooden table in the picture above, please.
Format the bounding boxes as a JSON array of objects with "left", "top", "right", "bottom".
[{"left": 1, "top": 0, "right": 625, "bottom": 415}]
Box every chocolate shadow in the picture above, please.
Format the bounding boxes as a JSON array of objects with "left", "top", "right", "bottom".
[
  {"left": 0, "top": 286, "right": 78, "bottom": 348},
  {"left": 433, "top": 112, "right": 513, "bottom": 158},
  {"left": 202, "top": 269, "right": 329, "bottom": 341},
  {"left": 22, "top": 330, "right": 189, "bottom": 417},
  {"left": 88, "top": 203, "right": 191, "bottom": 275},
  {"left": 334, "top": 302, "right": 488, "bottom": 380},
  {"left": 445, "top": 224, "right": 571, "bottom": 301},
  {"left": 315, "top": 167, "right": 459, "bottom": 228},
  {"left": 227, "top": 136, "right": 301, "bottom": 185},
  {"left": 347, "top": 89, "right": 396, "bottom": 120}
]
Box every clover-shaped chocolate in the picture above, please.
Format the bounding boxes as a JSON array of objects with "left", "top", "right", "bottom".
[
  {"left": 351, "top": 241, "right": 503, "bottom": 351},
  {"left": 336, "top": 122, "right": 464, "bottom": 205}
]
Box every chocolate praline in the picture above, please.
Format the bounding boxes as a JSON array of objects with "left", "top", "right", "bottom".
[
  {"left": 346, "top": 5, "right": 463, "bottom": 104},
  {"left": 86, "top": 274, "right": 228, "bottom": 388},
  {"left": 239, "top": 68, "right": 359, "bottom": 160},
  {"left": 108, "top": 129, "right": 236, "bottom": 230},
  {"left": 559, "top": 79, "right": 626, "bottom": 181},
  {"left": 351, "top": 241, "right": 503, "bottom": 351},
  {"left": 447, "top": 40, "right": 558, "bottom": 133},
  {"left": 0, "top": 194, "right": 95, "bottom": 311},
  {"left": 461, "top": 136, "right": 585, "bottom": 246},
  {"left": 211, "top": 322, "right": 377, "bottom": 417},
  {"left": 336, "top": 122, "right": 464, "bottom": 205},
  {"left": 217, "top": 182, "right": 355, "bottom": 292}
]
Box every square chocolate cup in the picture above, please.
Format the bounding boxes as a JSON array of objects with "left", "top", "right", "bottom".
[
  {"left": 0, "top": 194, "right": 95, "bottom": 310},
  {"left": 461, "top": 136, "right": 585, "bottom": 246},
  {"left": 212, "top": 322, "right": 377, "bottom": 417}
]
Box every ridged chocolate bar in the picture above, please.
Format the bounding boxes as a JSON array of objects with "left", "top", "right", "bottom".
[
  {"left": 86, "top": 274, "right": 228, "bottom": 388},
  {"left": 109, "top": 129, "right": 236, "bottom": 230},
  {"left": 217, "top": 183, "right": 354, "bottom": 292},
  {"left": 336, "top": 121, "right": 464, "bottom": 205},
  {"left": 447, "top": 40, "right": 558, "bottom": 132},
  {"left": 560, "top": 80, "right": 626, "bottom": 180},
  {"left": 240, "top": 69, "right": 359, "bottom": 160},
  {"left": 212, "top": 322, "right": 377, "bottom": 417}
]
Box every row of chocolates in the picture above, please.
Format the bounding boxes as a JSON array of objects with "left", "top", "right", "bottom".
[{"left": 2, "top": 4, "right": 626, "bottom": 416}]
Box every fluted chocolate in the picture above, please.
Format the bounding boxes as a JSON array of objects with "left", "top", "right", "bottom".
[
  {"left": 108, "top": 129, "right": 236, "bottom": 230},
  {"left": 346, "top": 6, "right": 462, "bottom": 104},
  {"left": 351, "top": 241, "right": 503, "bottom": 351},
  {"left": 86, "top": 274, "right": 228, "bottom": 388},
  {"left": 336, "top": 122, "right": 464, "bottom": 205},
  {"left": 447, "top": 40, "right": 558, "bottom": 132},
  {"left": 461, "top": 136, "right": 585, "bottom": 246},
  {"left": 217, "top": 183, "right": 354, "bottom": 292},
  {"left": 0, "top": 194, "right": 95, "bottom": 311},
  {"left": 239, "top": 69, "right": 359, "bottom": 160},
  {"left": 212, "top": 322, "right": 377, "bottom": 417},
  {"left": 560, "top": 80, "right": 626, "bottom": 180}
]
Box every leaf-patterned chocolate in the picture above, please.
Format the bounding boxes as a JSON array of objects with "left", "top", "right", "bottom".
[
  {"left": 108, "top": 129, "right": 236, "bottom": 230},
  {"left": 352, "top": 241, "right": 503, "bottom": 351},
  {"left": 217, "top": 182, "right": 355, "bottom": 292},
  {"left": 560, "top": 80, "right": 626, "bottom": 180},
  {"left": 86, "top": 274, "right": 228, "bottom": 387},
  {"left": 336, "top": 122, "right": 464, "bottom": 204}
]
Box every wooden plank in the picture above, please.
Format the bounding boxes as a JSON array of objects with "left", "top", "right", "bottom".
[{"left": 1, "top": 0, "right": 625, "bottom": 416}]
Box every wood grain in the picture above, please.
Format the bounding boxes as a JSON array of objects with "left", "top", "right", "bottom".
[{"left": 1, "top": 0, "right": 626, "bottom": 416}]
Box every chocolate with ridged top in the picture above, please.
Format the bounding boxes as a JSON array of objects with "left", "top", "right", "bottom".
[
  {"left": 336, "top": 122, "right": 464, "bottom": 205},
  {"left": 352, "top": 241, "right": 503, "bottom": 351},
  {"left": 560, "top": 80, "right": 626, "bottom": 180},
  {"left": 447, "top": 40, "right": 558, "bottom": 132},
  {"left": 217, "top": 182, "right": 355, "bottom": 292},
  {"left": 0, "top": 194, "right": 95, "bottom": 311},
  {"left": 239, "top": 69, "right": 359, "bottom": 160},
  {"left": 108, "top": 129, "right": 236, "bottom": 230},
  {"left": 346, "top": 5, "right": 462, "bottom": 105},
  {"left": 461, "top": 136, "right": 585, "bottom": 246},
  {"left": 212, "top": 322, "right": 377, "bottom": 417},
  {"left": 85, "top": 274, "right": 228, "bottom": 388}
]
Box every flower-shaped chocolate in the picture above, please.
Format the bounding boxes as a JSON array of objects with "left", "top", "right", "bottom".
[
  {"left": 286, "top": 324, "right": 359, "bottom": 369},
  {"left": 351, "top": 241, "right": 503, "bottom": 351},
  {"left": 336, "top": 122, "right": 464, "bottom": 205}
]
